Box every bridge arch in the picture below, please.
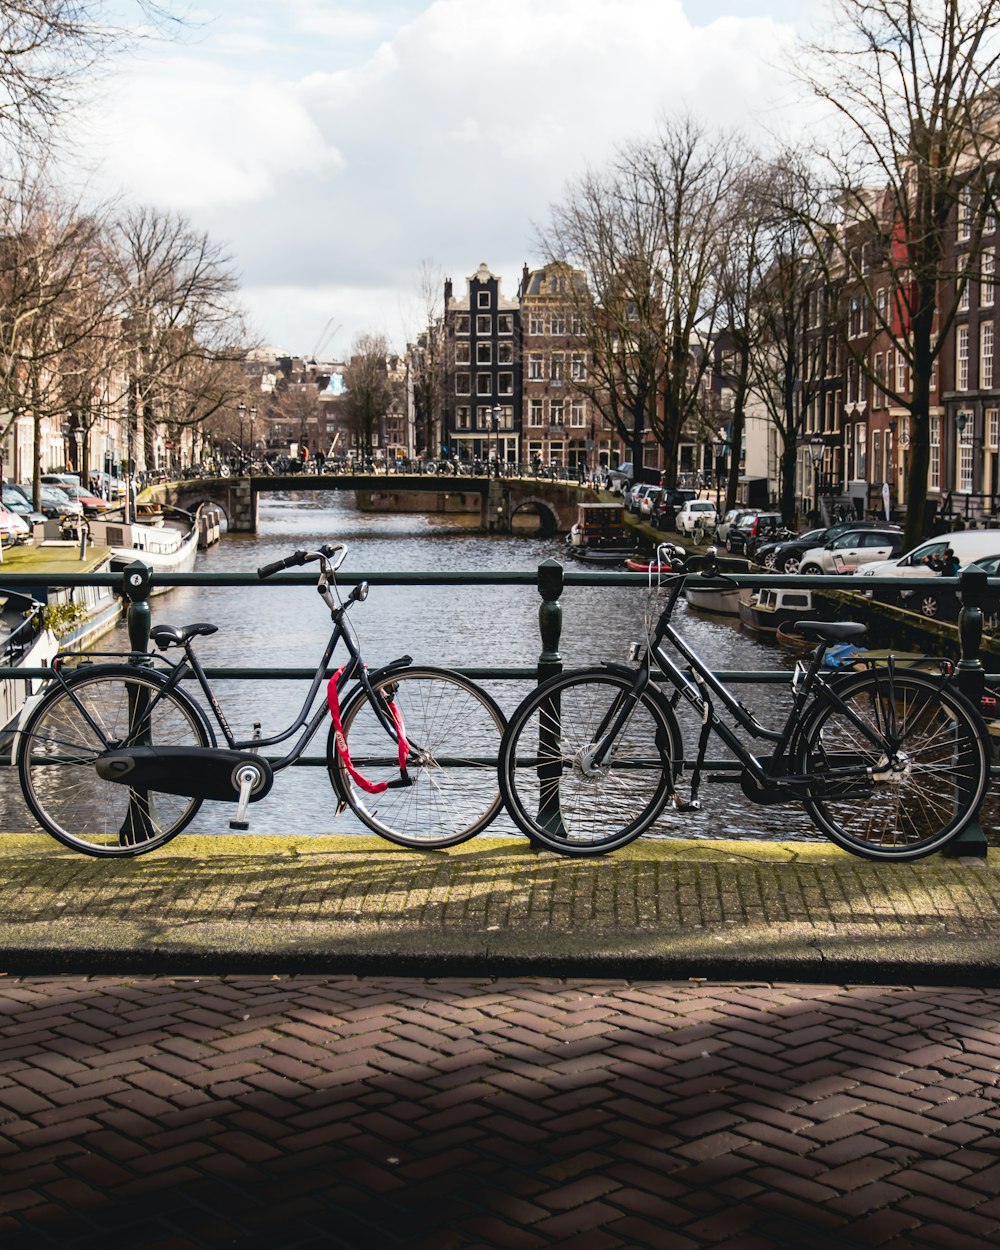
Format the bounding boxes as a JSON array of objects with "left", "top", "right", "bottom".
[{"left": 509, "top": 497, "right": 561, "bottom": 536}]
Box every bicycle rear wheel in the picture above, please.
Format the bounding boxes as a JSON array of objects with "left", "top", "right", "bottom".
[
  {"left": 797, "top": 669, "right": 989, "bottom": 861},
  {"left": 498, "top": 667, "right": 681, "bottom": 856},
  {"left": 17, "top": 666, "right": 213, "bottom": 857},
  {"left": 329, "top": 666, "right": 506, "bottom": 849}
]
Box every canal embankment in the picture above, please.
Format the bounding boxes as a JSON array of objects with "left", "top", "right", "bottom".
[{"left": 1, "top": 832, "right": 999, "bottom": 982}]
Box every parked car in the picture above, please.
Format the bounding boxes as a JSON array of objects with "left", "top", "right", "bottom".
[
  {"left": 45, "top": 482, "right": 112, "bottom": 515},
  {"left": 725, "top": 512, "right": 785, "bottom": 556},
  {"left": 754, "top": 519, "right": 901, "bottom": 574},
  {"left": 2, "top": 487, "right": 44, "bottom": 527},
  {"left": 796, "top": 527, "right": 906, "bottom": 575},
  {"left": 714, "top": 508, "right": 757, "bottom": 545},
  {"left": 858, "top": 529, "right": 1000, "bottom": 617},
  {"left": 33, "top": 485, "right": 84, "bottom": 520},
  {"left": 40, "top": 473, "right": 81, "bottom": 489},
  {"left": 627, "top": 483, "right": 660, "bottom": 515},
  {"left": 0, "top": 503, "right": 27, "bottom": 544},
  {"left": 675, "top": 499, "right": 719, "bottom": 536},
  {"left": 606, "top": 461, "right": 634, "bottom": 491}
]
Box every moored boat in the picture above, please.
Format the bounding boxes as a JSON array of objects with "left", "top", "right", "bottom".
[
  {"left": 88, "top": 505, "right": 199, "bottom": 580},
  {"left": 686, "top": 585, "right": 740, "bottom": 615},
  {"left": 565, "top": 502, "right": 639, "bottom": 564},
  {"left": 738, "top": 586, "right": 815, "bottom": 634},
  {"left": 0, "top": 590, "right": 57, "bottom": 737}
]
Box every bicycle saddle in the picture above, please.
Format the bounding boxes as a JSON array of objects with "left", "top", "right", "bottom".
[
  {"left": 150, "top": 623, "right": 219, "bottom": 650},
  {"left": 793, "top": 621, "right": 867, "bottom": 642}
]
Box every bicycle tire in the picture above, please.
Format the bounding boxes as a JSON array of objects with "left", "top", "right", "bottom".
[
  {"left": 795, "top": 668, "right": 989, "bottom": 861},
  {"left": 328, "top": 666, "right": 506, "bottom": 849},
  {"left": 17, "top": 665, "right": 214, "bottom": 857},
  {"left": 498, "top": 667, "right": 682, "bottom": 856}
]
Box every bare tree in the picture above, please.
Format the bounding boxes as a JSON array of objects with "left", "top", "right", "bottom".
[
  {"left": 0, "top": 2, "right": 184, "bottom": 153},
  {"left": 407, "top": 259, "right": 447, "bottom": 459},
  {"left": 109, "top": 205, "right": 248, "bottom": 481},
  {"left": 796, "top": 0, "right": 1000, "bottom": 547},
  {"left": 343, "top": 333, "right": 398, "bottom": 461}
]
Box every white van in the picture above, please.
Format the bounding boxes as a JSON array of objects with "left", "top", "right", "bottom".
[{"left": 858, "top": 529, "right": 1000, "bottom": 616}]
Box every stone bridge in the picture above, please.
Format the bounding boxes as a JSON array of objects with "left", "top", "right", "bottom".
[{"left": 142, "top": 473, "right": 600, "bottom": 534}]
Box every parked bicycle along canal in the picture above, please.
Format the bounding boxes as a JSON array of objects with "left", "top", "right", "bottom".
[{"left": 4, "top": 489, "right": 996, "bottom": 845}]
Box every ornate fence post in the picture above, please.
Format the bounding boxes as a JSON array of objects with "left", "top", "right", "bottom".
[
  {"left": 122, "top": 560, "right": 153, "bottom": 660},
  {"left": 943, "top": 567, "right": 989, "bottom": 858},
  {"left": 531, "top": 559, "right": 565, "bottom": 849}
]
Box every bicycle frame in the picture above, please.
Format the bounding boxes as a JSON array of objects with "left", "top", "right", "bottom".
[
  {"left": 46, "top": 561, "right": 405, "bottom": 777},
  {"left": 595, "top": 571, "right": 949, "bottom": 792}
]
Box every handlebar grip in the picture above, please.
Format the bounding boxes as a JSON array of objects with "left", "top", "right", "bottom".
[{"left": 257, "top": 550, "right": 307, "bottom": 579}]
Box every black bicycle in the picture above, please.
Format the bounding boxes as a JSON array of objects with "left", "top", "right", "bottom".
[
  {"left": 16, "top": 543, "right": 507, "bottom": 856},
  {"left": 498, "top": 550, "right": 991, "bottom": 861}
]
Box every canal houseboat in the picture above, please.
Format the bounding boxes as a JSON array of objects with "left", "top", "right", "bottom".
[
  {"left": 88, "top": 505, "right": 199, "bottom": 579},
  {"left": 738, "top": 586, "right": 815, "bottom": 634},
  {"left": 565, "top": 503, "right": 639, "bottom": 564},
  {"left": 685, "top": 584, "right": 740, "bottom": 615}
]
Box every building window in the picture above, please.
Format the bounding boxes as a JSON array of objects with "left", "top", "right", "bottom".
[
  {"left": 455, "top": 341, "right": 470, "bottom": 365},
  {"left": 874, "top": 353, "right": 884, "bottom": 407},
  {"left": 571, "top": 353, "right": 586, "bottom": 381},
  {"left": 570, "top": 400, "right": 585, "bottom": 427},
  {"left": 854, "top": 423, "right": 866, "bottom": 479},
  {"left": 477, "top": 290, "right": 491, "bottom": 309},
  {"left": 982, "top": 321, "right": 994, "bottom": 389},
  {"left": 959, "top": 185, "right": 973, "bottom": 240},
  {"left": 528, "top": 354, "right": 543, "bottom": 381},
  {"left": 455, "top": 373, "right": 470, "bottom": 396},
  {"left": 957, "top": 325, "right": 970, "bottom": 390},
  {"left": 476, "top": 342, "right": 491, "bottom": 365},
  {"left": 498, "top": 372, "right": 513, "bottom": 396},
  {"left": 872, "top": 430, "right": 882, "bottom": 483},
  {"left": 570, "top": 313, "right": 583, "bottom": 335},
  {"left": 858, "top": 366, "right": 867, "bottom": 405},
  {"left": 550, "top": 399, "right": 564, "bottom": 426},
  {"left": 455, "top": 314, "right": 470, "bottom": 335},
  {"left": 959, "top": 256, "right": 971, "bottom": 310},
  {"left": 989, "top": 408, "right": 999, "bottom": 449},
  {"left": 529, "top": 399, "right": 543, "bottom": 426},
  {"left": 984, "top": 249, "right": 996, "bottom": 306},
  {"left": 875, "top": 288, "right": 887, "bottom": 325},
  {"left": 896, "top": 350, "right": 908, "bottom": 393},
  {"left": 497, "top": 342, "right": 513, "bottom": 364},
  {"left": 456, "top": 406, "right": 471, "bottom": 430},
  {"left": 959, "top": 424, "right": 974, "bottom": 492},
  {"left": 476, "top": 314, "right": 491, "bottom": 336},
  {"left": 551, "top": 354, "right": 565, "bottom": 384},
  {"left": 476, "top": 374, "right": 492, "bottom": 397},
  {"left": 551, "top": 313, "right": 566, "bottom": 335},
  {"left": 497, "top": 314, "right": 513, "bottom": 335},
  {"left": 529, "top": 313, "right": 544, "bottom": 335},
  {"left": 930, "top": 415, "right": 941, "bottom": 491}
]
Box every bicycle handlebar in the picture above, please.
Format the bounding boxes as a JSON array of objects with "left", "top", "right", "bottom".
[{"left": 257, "top": 543, "right": 346, "bottom": 580}]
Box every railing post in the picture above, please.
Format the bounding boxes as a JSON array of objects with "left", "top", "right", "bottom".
[
  {"left": 536, "top": 558, "right": 563, "bottom": 686},
  {"left": 532, "top": 559, "right": 564, "bottom": 850},
  {"left": 944, "top": 567, "right": 989, "bottom": 858},
  {"left": 122, "top": 560, "right": 153, "bottom": 660}
]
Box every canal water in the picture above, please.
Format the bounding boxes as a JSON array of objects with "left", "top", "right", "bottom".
[{"left": 10, "top": 489, "right": 985, "bottom": 846}]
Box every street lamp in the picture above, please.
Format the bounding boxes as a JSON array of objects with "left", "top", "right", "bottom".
[
  {"left": 237, "top": 403, "right": 257, "bottom": 473},
  {"left": 956, "top": 411, "right": 974, "bottom": 444},
  {"left": 808, "top": 436, "right": 825, "bottom": 521},
  {"left": 490, "top": 404, "right": 502, "bottom": 477}
]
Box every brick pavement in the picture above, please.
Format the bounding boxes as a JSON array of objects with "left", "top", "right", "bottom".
[{"left": 1, "top": 974, "right": 999, "bottom": 1249}]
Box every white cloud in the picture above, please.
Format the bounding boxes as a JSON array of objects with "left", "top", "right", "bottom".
[{"left": 63, "top": 0, "right": 810, "bottom": 352}]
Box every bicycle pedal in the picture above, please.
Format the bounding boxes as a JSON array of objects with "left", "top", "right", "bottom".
[
  {"left": 229, "top": 819, "right": 250, "bottom": 831},
  {"left": 670, "top": 797, "right": 702, "bottom": 812}
]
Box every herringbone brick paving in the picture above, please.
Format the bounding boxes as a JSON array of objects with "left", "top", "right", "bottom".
[{"left": 0, "top": 977, "right": 998, "bottom": 1249}]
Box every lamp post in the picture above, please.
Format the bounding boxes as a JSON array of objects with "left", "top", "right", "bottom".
[
  {"left": 808, "top": 436, "right": 825, "bottom": 523},
  {"left": 490, "top": 404, "right": 502, "bottom": 477},
  {"left": 237, "top": 403, "right": 257, "bottom": 473}
]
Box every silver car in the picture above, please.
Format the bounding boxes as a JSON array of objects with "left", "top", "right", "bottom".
[{"left": 796, "top": 528, "right": 905, "bottom": 575}]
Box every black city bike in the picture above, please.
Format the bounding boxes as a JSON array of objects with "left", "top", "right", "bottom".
[
  {"left": 498, "top": 551, "right": 992, "bottom": 861},
  {"left": 16, "top": 543, "right": 507, "bottom": 856}
]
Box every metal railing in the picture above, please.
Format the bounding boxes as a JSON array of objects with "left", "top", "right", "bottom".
[{"left": 0, "top": 560, "right": 995, "bottom": 855}]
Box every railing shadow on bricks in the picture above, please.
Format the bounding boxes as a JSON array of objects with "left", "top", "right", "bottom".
[{"left": 0, "top": 560, "right": 995, "bottom": 857}]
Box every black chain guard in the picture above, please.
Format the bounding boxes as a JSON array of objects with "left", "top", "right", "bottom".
[
  {"left": 95, "top": 746, "right": 273, "bottom": 803},
  {"left": 740, "top": 758, "right": 806, "bottom": 806}
]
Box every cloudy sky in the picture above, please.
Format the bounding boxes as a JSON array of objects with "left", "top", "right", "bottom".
[{"left": 65, "top": 0, "right": 829, "bottom": 357}]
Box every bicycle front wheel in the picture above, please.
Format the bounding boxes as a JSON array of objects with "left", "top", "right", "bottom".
[
  {"left": 329, "top": 666, "right": 506, "bottom": 849},
  {"left": 17, "top": 666, "right": 213, "bottom": 857},
  {"left": 498, "top": 668, "right": 681, "bottom": 856},
  {"left": 797, "top": 669, "right": 989, "bottom": 861}
]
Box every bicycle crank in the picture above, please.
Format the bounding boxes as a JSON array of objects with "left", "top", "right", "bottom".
[{"left": 95, "top": 745, "right": 275, "bottom": 805}]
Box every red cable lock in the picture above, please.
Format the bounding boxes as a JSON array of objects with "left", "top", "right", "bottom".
[{"left": 327, "top": 668, "right": 410, "bottom": 794}]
